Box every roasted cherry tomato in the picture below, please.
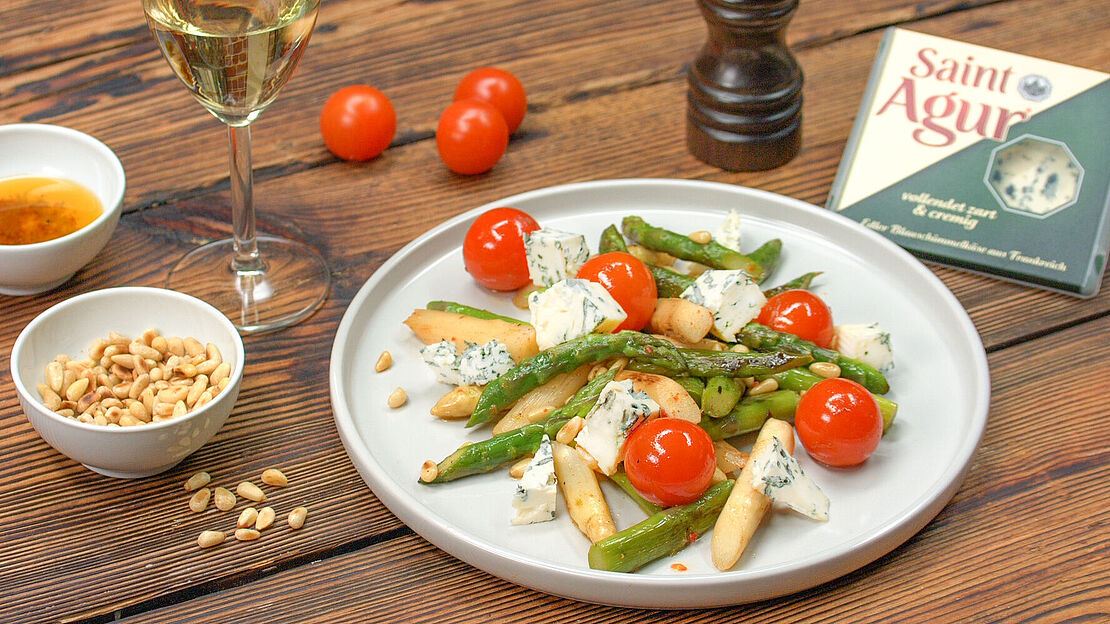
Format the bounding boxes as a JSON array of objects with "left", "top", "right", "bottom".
[
  {"left": 794, "top": 377, "right": 882, "bottom": 467},
  {"left": 462, "top": 207, "right": 539, "bottom": 291},
  {"left": 756, "top": 289, "right": 835, "bottom": 348},
  {"left": 319, "top": 85, "right": 396, "bottom": 161},
  {"left": 436, "top": 99, "right": 509, "bottom": 175},
  {"left": 623, "top": 418, "right": 716, "bottom": 507},
  {"left": 453, "top": 67, "right": 527, "bottom": 133},
  {"left": 576, "top": 252, "right": 657, "bottom": 332}
]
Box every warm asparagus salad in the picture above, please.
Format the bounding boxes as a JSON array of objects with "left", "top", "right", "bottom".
[{"left": 405, "top": 207, "right": 897, "bottom": 573}]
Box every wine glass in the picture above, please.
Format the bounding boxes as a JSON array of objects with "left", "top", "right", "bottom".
[{"left": 143, "top": 0, "right": 329, "bottom": 333}]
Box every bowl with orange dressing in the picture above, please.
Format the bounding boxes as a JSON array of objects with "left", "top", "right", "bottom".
[{"left": 0, "top": 124, "right": 125, "bottom": 295}]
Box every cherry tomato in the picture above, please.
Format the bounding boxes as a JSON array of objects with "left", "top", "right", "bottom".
[
  {"left": 756, "top": 289, "right": 835, "bottom": 348},
  {"left": 436, "top": 99, "right": 509, "bottom": 175},
  {"left": 794, "top": 378, "right": 882, "bottom": 467},
  {"left": 319, "top": 85, "right": 396, "bottom": 161},
  {"left": 462, "top": 207, "right": 539, "bottom": 291},
  {"left": 576, "top": 252, "right": 657, "bottom": 332},
  {"left": 623, "top": 418, "right": 716, "bottom": 507},
  {"left": 453, "top": 67, "right": 527, "bottom": 133}
]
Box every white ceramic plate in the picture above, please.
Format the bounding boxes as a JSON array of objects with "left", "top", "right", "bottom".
[{"left": 329, "top": 179, "right": 990, "bottom": 608}]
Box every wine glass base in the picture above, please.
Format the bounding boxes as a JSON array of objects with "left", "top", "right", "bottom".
[{"left": 166, "top": 235, "right": 330, "bottom": 334}]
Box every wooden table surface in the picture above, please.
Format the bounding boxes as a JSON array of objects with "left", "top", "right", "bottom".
[{"left": 2, "top": 0, "right": 1108, "bottom": 621}]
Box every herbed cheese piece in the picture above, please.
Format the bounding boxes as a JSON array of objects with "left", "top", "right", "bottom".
[
  {"left": 525, "top": 227, "right": 591, "bottom": 287},
  {"left": 512, "top": 434, "right": 558, "bottom": 525},
  {"left": 749, "top": 436, "right": 829, "bottom": 521},
  {"left": 419, "top": 339, "right": 515, "bottom": 385},
  {"left": 713, "top": 209, "right": 743, "bottom": 252},
  {"left": 456, "top": 340, "right": 515, "bottom": 385},
  {"left": 833, "top": 322, "right": 894, "bottom": 373},
  {"left": 680, "top": 270, "right": 767, "bottom": 342},
  {"left": 573, "top": 379, "right": 659, "bottom": 475},
  {"left": 528, "top": 279, "right": 627, "bottom": 350}
]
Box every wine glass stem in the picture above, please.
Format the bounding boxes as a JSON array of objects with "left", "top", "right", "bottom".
[{"left": 228, "top": 123, "right": 263, "bottom": 274}]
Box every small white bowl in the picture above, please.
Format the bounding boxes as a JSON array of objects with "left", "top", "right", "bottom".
[
  {"left": 0, "top": 123, "right": 126, "bottom": 295},
  {"left": 10, "top": 287, "right": 245, "bottom": 478}
]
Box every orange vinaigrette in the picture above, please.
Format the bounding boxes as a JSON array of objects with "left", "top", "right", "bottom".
[{"left": 0, "top": 176, "right": 102, "bottom": 245}]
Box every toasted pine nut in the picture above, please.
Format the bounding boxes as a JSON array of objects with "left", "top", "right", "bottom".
[
  {"left": 748, "top": 378, "right": 779, "bottom": 396},
  {"left": 237, "top": 481, "right": 266, "bottom": 503},
  {"left": 235, "top": 528, "right": 261, "bottom": 542},
  {"left": 287, "top": 506, "right": 308, "bottom": 530},
  {"left": 186, "top": 375, "right": 208, "bottom": 408},
  {"left": 175, "top": 362, "right": 198, "bottom": 378},
  {"left": 57, "top": 409, "right": 75, "bottom": 418},
  {"left": 387, "top": 387, "right": 407, "bottom": 409},
  {"left": 196, "top": 359, "right": 218, "bottom": 376},
  {"left": 46, "top": 362, "right": 64, "bottom": 393},
  {"left": 689, "top": 230, "right": 712, "bottom": 244},
  {"left": 430, "top": 385, "right": 482, "bottom": 420},
  {"left": 197, "top": 530, "right": 226, "bottom": 548},
  {"left": 420, "top": 460, "right": 438, "bottom": 483},
  {"left": 714, "top": 439, "right": 748, "bottom": 474},
  {"left": 183, "top": 337, "right": 204, "bottom": 357},
  {"left": 77, "top": 413, "right": 95, "bottom": 424},
  {"left": 711, "top": 467, "right": 728, "bottom": 484},
  {"left": 166, "top": 336, "right": 185, "bottom": 357},
  {"left": 509, "top": 455, "right": 534, "bottom": 479},
  {"left": 118, "top": 413, "right": 141, "bottom": 427},
  {"left": 129, "top": 342, "right": 162, "bottom": 362},
  {"left": 189, "top": 488, "right": 212, "bottom": 513},
  {"left": 65, "top": 377, "right": 90, "bottom": 402},
  {"left": 256, "top": 507, "right": 276, "bottom": 531},
  {"left": 37, "top": 384, "right": 63, "bottom": 410},
  {"left": 375, "top": 351, "right": 393, "bottom": 373},
  {"left": 237, "top": 507, "right": 259, "bottom": 529},
  {"left": 213, "top": 487, "right": 236, "bottom": 511},
  {"left": 93, "top": 414, "right": 108, "bottom": 426},
  {"left": 184, "top": 471, "right": 212, "bottom": 491},
  {"left": 587, "top": 364, "right": 609, "bottom": 381},
  {"left": 206, "top": 343, "right": 223, "bottom": 364},
  {"left": 210, "top": 362, "right": 231, "bottom": 386},
  {"left": 556, "top": 416, "right": 585, "bottom": 445},
  {"left": 729, "top": 343, "right": 751, "bottom": 353},
  {"left": 88, "top": 338, "right": 109, "bottom": 361},
  {"left": 261, "top": 468, "right": 288, "bottom": 487},
  {"left": 809, "top": 361, "right": 842, "bottom": 379}
]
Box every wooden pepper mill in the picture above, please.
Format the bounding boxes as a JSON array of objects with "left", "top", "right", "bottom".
[{"left": 686, "top": 0, "right": 803, "bottom": 171}]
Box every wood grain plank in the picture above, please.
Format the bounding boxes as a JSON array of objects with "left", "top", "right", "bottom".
[{"left": 105, "top": 316, "right": 1110, "bottom": 623}]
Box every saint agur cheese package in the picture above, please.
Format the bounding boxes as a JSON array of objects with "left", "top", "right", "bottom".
[{"left": 827, "top": 28, "right": 1110, "bottom": 297}]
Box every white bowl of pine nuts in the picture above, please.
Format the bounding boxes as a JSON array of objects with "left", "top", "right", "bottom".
[{"left": 9, "top": 286, "right": 245, "bottom": 478}]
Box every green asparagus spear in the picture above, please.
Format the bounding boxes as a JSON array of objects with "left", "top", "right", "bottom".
[
  {"left": 426, "top": 301, "right": 529, "bottom": 325},
  {"left": 699, "top": 390, "right": 800, "bottom": 440},
  {"left": 608, "top": 471, "right": 663, "bottom": 516},
  {"left": 673, "top": 376, "right": 705, "bottom": 405},
  {"left": 588, "top": 480, "right": 734, "bottom": 573},
  {"left": 467, "top": 332, "right": 686, "bottom": 427},
  {"left": 598, "top": 224, "right": 629, "bottom": 254},
  {"left": 672, "top": 348, "right": 812, "bottom": 378},
  {"left": 621, "top": 216, "right": 765, "bottom": 282},
  {"left": 761, "top": 271, "right": 823, "bottom": 299},
  {"left": 745, "top": 238, "right": 782, "bottom": 283},
  {"left": 700, "top": 376, "right": 742, "bottom": 418},
  {"left": 736, "top": 322, "right": 890, "bottom": 394},
  {"left": 765, "top": 368, "right": 898, "bottom": 432},
  {"left": 428, "top": 370, "right": 618, "bottom": 482},
  {"left": 649, "top": 265, "right": 695, "bottom": 298}
]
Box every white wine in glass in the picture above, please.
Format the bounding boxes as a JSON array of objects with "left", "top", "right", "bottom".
[{"left": 144, "top": 0, "right": 329, "bottom": 333}]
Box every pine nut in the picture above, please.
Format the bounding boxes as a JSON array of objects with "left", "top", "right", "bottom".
[
  {"left": 46, "top": 362, "right": 64, "bottom": 393},
  {"left": 287, "top": 506, "right": 308, "bottom": 530},
  {"left": 189, "top": 488, "right": 211, "bottom": 513},
  {"left": 213, "top": 487, "right": 236, "bottom": 511},
  {"left": 261, "top": 468, "right": 288, "bottom": 487},
  {"left": 689, "top": 230, "right": 712, "bottom": 244},
  {"left": 206, "top": 343, "right": 223, "bottom": 365},
  {"left": 186, "top": 375, "right": 208, "bottom": 408},
  {"left": 197, "top": 530, "right": 226, "bottom": 548},
  {"left": 711, "top": 467, "right": 728, "bottom": 484},
  {"left": 809, "top": 361, "right": 842, "bottom": 379},
  {"left": 184, "top": 471, "right": 212, "bottom": 491},
  {"left": 210, "top": 362, "right": 230, "bottom": 386},
  {"left": 430, "top": 385, "right": 482, "bottom": 420},
  {"left": 748, "top": 378, "right": 779, "bottom": 396},
  {"left": 65, "top": 377, "right": 90, "bottom": 402},
  {"left": 387, "top": 387, "right": 407, "bottom": 409},
  {"left": 729, "top": 343, "right": 751, "bottom": 353},
  {"left": 255, "top": 507, "right": 275, "bottom": 531},
  {"left": 235, "top": 528, "right": 261, "bottom": 542},
  {"left": 375, "top": 351, "right": 392, "bottom": 372},
  {"left": 420, "top": 460, "right": 438, "bottom": 483},
  {"left": 88, "top": 338, "right": 109, "bottom": 361},
  {"left": 166, "top": 336, "right": 185, "bottom": 357},
  {"left": 37, "top": 384, "right": 63, "bottom": 410},
  {"left": 237, "top": 481, "right": 266, "bottom": 503},
  {"left": 509, "top": 455, "right": 534, "bottom": 479},
  {"left": 129, "top": 342, "right": 161, "bottom": 362},
  {"left": 556, "top": 416, "right": 585, "bottom": 445},
  {"left": 183, "top": 337, "right": 204, "bottom": 357},
  {"left": 237, "top": 507, "right": 259, "bottom": 528}
]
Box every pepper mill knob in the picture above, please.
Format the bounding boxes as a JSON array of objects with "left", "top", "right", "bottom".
[{"left": 686, "top": 0, "right": 803, "bottom": 171}]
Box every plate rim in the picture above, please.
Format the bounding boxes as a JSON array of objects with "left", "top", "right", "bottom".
[{"left": 329, "top": 178, "right": 991, "bottom": 607}]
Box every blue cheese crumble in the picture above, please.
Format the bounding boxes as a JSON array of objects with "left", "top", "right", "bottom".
[
  {"left": 419, "top": 339, "right": 514, "bottom": 386},
  {"left": 512, "top": 434, "right": 558, "bottom": 525},
  {"left": 524, "top": 227, "right": 591, "bottom": 287},
  {"left": 713, "top": 209, "right": 743, "bottom": 252},
  {"left": 749, "top": 437, "right": 830, "bottom": 521},
  {"left": 680, "top": 269, "right": 767, "bottom": 342},
  {"left": 528, "top": 279, "right": 627, "bottom": 350},
  {"left": 833, "top": 322, "right": 894, "bottom": 373},
  {"left": 574, "top": 379, "right": 659, "bottom": 475}
]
